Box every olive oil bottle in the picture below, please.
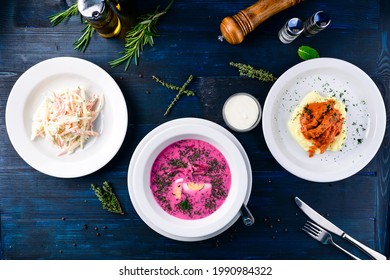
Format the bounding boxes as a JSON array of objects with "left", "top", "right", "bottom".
[{"left": 78, "top": 0, "right": 122, "bottom": 38}]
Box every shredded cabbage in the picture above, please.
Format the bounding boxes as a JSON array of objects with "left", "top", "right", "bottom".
[{"left": 31, "top": 87, "right": 104, "bottom": 156}]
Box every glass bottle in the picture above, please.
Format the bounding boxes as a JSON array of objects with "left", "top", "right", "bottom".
[{"left": 78, "top": 0, "right": 122, "bottom": 38}]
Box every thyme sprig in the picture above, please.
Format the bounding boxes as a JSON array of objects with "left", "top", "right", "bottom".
[
  {"left": 109, "top": 0, "right": 175, "bottom": 70},
  {"left": 152, "top": 75, "right": 195, "bottom": 116},
  {"left": 152, "top": 75, "right": 195, "bottom": 96},
  {"left": 230, "top": 62, "right": 277, "bottom": 82},
  {"left": 91, "top": 181, "right": 124, "bottom": 215},
  {"left": 48, "top": 2, "right": 79, "bottom": 27}
]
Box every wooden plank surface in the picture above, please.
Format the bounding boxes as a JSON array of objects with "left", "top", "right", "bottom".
[{"left": 0, "top": 0, "right": 389, "bottom": 260}]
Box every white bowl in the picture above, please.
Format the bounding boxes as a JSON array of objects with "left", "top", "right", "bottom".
[{"left": 128, "top": 118, "right": 251, "bottom": 241}]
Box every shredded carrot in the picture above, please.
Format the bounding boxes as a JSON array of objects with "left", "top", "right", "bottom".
[{"left": 31, "top": 87, "right": 104, "bottom": 156}]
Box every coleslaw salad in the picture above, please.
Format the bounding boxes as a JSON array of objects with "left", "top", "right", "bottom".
[{"left": 31, "top": 87, "right": 104, "bottom": 156}]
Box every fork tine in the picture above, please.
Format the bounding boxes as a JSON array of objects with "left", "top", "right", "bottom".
[
  {"left": 304, "top": 221, "right": 320, "bottom": 235},
  {"left": 307, "top": 220, "right": 324, "bottom": 231},
  {"left": 302, "top": 225, "right": 319, "bottom": 237}
]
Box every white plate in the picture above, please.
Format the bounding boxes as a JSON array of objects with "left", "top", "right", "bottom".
[
  {"left": 5, "top": 57, "right": 128, "bottom": 178},
  {"left": 128, "top": 118, "right": 252, "bottom": 241},
  {"left": 262, "top": 58, "right": 386, "bottom": 182}
]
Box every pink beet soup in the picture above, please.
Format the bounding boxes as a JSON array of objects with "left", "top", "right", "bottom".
[{"left": 150, "top": 139, "right": 231, "bottom": 220}]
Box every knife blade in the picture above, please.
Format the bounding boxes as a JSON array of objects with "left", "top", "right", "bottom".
[{"left": 295, "top": 196, "right": 387, "bottom": 260}]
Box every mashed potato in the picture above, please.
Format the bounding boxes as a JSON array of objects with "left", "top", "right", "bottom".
[{"left": 288, "top": 91, "right": 347, "bottom": 157}]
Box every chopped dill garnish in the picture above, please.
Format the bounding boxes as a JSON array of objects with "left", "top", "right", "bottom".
[
  {"left": 178, "top": 198, "right": 192, "bottom": 212},
  {"left": 169, "top": 158, "right": 188, "bottom": 168}
]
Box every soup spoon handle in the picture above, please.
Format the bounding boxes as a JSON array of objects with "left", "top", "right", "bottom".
[{"left": 240, "top": 204, "right": 255, "bottom": 226}]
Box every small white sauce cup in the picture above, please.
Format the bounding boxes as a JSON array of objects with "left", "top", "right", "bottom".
[{"left": 222, "top": 93, "right": 262, "bottom": 132}]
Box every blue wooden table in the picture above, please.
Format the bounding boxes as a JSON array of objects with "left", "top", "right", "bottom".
[{"left": 0, "top": 0, "right": 389, "bottom": 260}]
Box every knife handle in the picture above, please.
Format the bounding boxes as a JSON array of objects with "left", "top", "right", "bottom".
[{"left": 343, "top": 233, "right": 387, "bottom": 260}]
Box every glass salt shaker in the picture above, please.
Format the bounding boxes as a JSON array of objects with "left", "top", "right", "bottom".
[{"left": 278, "top": 17, "right": 304, "bottom": 44}]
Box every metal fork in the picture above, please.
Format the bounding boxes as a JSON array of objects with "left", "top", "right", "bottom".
[{"left": 302, "top": 220, "right": 361, "bottom": 260}]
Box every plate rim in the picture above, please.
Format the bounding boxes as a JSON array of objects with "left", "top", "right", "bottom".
[
  {"left": 262, "top": 57, "right": 386, "bottom": 182},
  {"left": 5, "top": 56, "right": 128, "bottom": 178}
]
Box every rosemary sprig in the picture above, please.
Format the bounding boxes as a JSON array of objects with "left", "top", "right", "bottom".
[
  {"left": 152, "top": 75, "right": 195, "bottom": 116},
  {"left": 48, "top": 2, "right": 79, "bottom": 27},
  {"left": 109, "top": 0, "right": 175, "bottom": 70},
  {"left": 230, "top": 62, "right": 277, "bottom": 82},
  {"left": 91, "top": 181, "right": 124, "bottom": 215},
  {"left": 48, "top": 1, "right": 95, "bottom": 53},
  {"left": 73, "top": 23, "right": 95, "bottom": 52}
]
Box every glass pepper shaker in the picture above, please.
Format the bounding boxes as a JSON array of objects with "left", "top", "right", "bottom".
[{"left": 303, "top": 11, "right": 331, "bottom": 37}]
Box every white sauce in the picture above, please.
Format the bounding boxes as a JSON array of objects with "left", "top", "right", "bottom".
[{"left": 223, "top": 93, "right": 261, "bottom": 131}]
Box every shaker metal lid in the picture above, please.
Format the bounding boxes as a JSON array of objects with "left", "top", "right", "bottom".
[
  {"left": 286, "top": 18, "right": 303, "bottom": 35},
  {"left": 312, "top": 11, "right": 331, "bottom": 28},
  {"left": 78, "top": 0, "right": 106, "bottom": 20}
]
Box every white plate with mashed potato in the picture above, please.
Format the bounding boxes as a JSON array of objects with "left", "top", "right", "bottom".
[
  {"left": 5, "top": 57, "right": 128, "bottom": 178},
  {"left": 262, "top": 58, "right": 386, "bottom": 182}
]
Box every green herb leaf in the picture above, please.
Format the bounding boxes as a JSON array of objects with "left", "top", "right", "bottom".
[
  {"left": 229, "top": 62, "right": 277, "bottom": 82},
  {"left": 109, "top": 0, "right": 175, "bottom": 70},
  {"left": 48, "top": 2, "right": 79, "bottom": 27},
  {"left": 178, "top": 198, "right": 192, "bottom": 212},
  {"left": 298, "top": 45, "right": 320, "bottom": 60},
  {"left": 91, "top": 182, "right": 124, "bottom": 215},
  {"left": 73, "top": 23, "right": 95, "bottom": 52}
]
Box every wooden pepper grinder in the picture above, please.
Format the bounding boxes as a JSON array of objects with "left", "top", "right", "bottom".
[{"left": 220, "top": 0, "right": 304, "bottom": 45}]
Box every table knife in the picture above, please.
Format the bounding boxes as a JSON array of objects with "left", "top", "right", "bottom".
[{"left": 295, "top": 196, "right": 387, "bottom": 260}]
